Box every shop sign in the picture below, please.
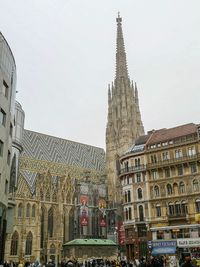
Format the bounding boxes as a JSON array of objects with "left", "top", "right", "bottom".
[
  {"left": 177, "top": 238, "right": 200, "bottom": 248},
  {"left": 152, "top": 241, "right": 177, "bottom": 255}
]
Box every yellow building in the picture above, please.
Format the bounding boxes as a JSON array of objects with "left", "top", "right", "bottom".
[{"left": 119, "top": 123, "right": 200, "bottom": 259}]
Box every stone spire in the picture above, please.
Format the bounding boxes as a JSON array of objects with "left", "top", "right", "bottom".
[{"left": 106, "top": 14, "right": 144, "bottom": 203}]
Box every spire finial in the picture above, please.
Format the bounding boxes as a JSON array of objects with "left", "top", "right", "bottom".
[{"left": 116, "top": 12, "right": 122, "bottom": 23}]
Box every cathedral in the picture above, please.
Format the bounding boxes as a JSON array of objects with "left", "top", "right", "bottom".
[{"left": 3, "top": 14, "right": 144, "bottom": 264}]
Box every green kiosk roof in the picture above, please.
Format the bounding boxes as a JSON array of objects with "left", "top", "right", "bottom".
[{"left": 63, "top": 239, "right": 117, "bottom": 246}]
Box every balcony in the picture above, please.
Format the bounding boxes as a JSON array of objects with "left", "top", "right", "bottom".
[
  {"left": 119, "top": 164, "right": 146, "bottom": 175},
  {"left": 146, "top": 153, "right": 200, "bottom": 169},
  {"left": 167, "top": 212, "right": 187, "bottom": 221}
]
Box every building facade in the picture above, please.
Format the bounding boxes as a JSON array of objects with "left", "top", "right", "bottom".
[
  {"left": 4, "top": 130, "right": 106, "bottom": 264},
  {"left": 106, "top": 14, "right": 144, "bottom": 204},
  {"left": 119, "top": 123, "right": 200, "bottom": 259},
  {"left": 0, "top": 32, "right": 24, "bottom": 263}
]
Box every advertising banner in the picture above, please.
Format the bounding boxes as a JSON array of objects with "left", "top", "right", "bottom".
[
  {"left": 152, "top": 241, "right": 176, "bottom": 255},
  {"left": 177, "top": 238, "right": 200, "bottom": 248},
  {"left": 118, "top": 221, "right": 125, "bottom": 245}
]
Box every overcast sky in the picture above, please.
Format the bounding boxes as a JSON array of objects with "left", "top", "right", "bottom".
[{"left": 1, "top": 0, "right": 200, "bottom": 149}]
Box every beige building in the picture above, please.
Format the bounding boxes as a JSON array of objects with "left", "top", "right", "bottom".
[{"left": 119, "top": 123, "right": 200, "bottom": 259}]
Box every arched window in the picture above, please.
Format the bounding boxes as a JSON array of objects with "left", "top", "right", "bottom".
[
  {"left": 168, "top": 202, "right": 174, "bottom": 215},
  {"left": 196, "top": 199, "right": 200, "bottom": 213},
  {"left": 10, "top": 231, "right": 19, "bottom": 255},
  {"left": 179, "top": 182, "right": 185, "bottom": 194},
  {"left": 50, "top": 244, "right": 56, "bottom": 254},
  {"left": 181, "top": 201, "right": 188, "bottom": 214},
  {"left": 32, "top": 204, "right": 36, "bottom": 217},
  {"left": 48, "top": 207, "right": 54, "bottom": 237},
  {"left": 46, "top": 190, "right": 50, "bottom": 201},
  {"left": 138, "top": 188, "right": 143, "bottom": 199},
  {"left": 26, "top": 203, "right": 31, "bottom": 217},
  {"left": 18, "top": 203, "right": 23, "bottom": 218},
  {"left": 156, "top": 204, "right": 161, "bottom": 217},
  {"left": 154, "top": 186, "right": 159, "bottom": 197},
  {"left": 193, "top": 179, "right": 199, "bottom": 192},
  {"left": 167, "top": 184, "right": 173, "bottom": 195},
  {"left": 25, "top": 232, "right": 33, "bottom": 255},
  {"left": 175, "top": 202, "right": 181, "bottom": 214},
  {"left": 139, "top": 205, "right": 144, "bottom": 221}
]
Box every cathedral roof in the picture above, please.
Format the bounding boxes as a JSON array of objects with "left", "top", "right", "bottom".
[{"left": 21, "top": 129, "right": 106, "bottom": 172}]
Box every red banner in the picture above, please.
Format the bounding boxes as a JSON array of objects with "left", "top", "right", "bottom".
[
  {"left": 118, "top": 221, "right": 125, "bottom": 245},
  {"left": 81, "top": 217, "right": 88, "bottom": 226},
  {"left": 100, "top": 218, "right": 106, "bottom": 227}
]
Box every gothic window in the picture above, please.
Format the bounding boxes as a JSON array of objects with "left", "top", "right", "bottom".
[
  {"left": 25, "top": 232, "right": 33, "bottom": 255},
  {"left": 46, "top": 190, "right": 50, "bottom": 201},
  {"left": 32, "top": 204, "right": 36, "bottom": 217},
  {"left": 26, "top": 203, "right": 31, "bottom": 217},
  {"left": 181, "top": 201, "right": 188, "bottom": 214},
  {"left": 18, "top": 203, "right": 23, "bottom": 218},
  {"left": 166, "top": 184, "right": 173, "bottom": 195},
  {"left": 40, "top": 189, "right": 44, "bottom": 201},
  {"left": 137, "top": 188, "right": 143, "bottom": 199},
  {"left": 139, "top": 205, "right": 144, "bottom": 221},
  {"left": 48, "top": 207, "right": 54, "bottom": 237},
  {"left": 10, "top": 231, "right": 19, "bottom": 255},
  {"left": 40, "top": 208, "right": 45, "bottom": 248},
  {"left": 168, "top": 202, "right": 174, "bottom": 215},
  {"left": 175, "top": 202, "right": 181, "bottom": 214},
  {"left": 193, "top": 179, "right": 199, "bottom": 192},
  {"left": 196, "top": 199, "right": 200, "bottom": 213},
  {"left": 156, "top": 204, "right": 161, "bottom": 217},
  {"left": 179, "top": 182, "right": 185, "bottom": 194},
  {"left": 154, "top": 186, "right": 160, "bottom": 197},
  {"left": 52, "top": 191, "right": 57, "bottom": 202},
  {"left": 50, "top": 244, "right": 56, "bottom": 254}
]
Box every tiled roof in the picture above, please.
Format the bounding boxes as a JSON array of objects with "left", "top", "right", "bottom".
[
  {"left": 21, "top": 130, "right": 105, "bottom": 172},
  {"left": 147, "top": 123, "right": 197, "bottom": 145}
]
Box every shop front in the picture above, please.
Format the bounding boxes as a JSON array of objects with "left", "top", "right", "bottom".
[{"left": 177, "top": 238, "right": 200, "bottom": 260}]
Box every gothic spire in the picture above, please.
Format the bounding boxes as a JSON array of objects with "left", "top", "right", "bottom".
[{"left": 115, "top": 12, "right": 129, "bottom": 80}]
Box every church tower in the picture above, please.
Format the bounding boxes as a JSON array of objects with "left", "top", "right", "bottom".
[{"left": 106, "top": 14, "right": 144, "bottom": 202}]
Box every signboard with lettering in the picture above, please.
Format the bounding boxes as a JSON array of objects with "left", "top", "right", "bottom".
[
  {"left": 177, "top": 238, "right": 200, "bottom": 248},
  {"left": 152, "top": 241, "right": 177, "bottom": 255}
]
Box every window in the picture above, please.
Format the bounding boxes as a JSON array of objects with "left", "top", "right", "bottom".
[
  {"left": 124, "top": 191, "right": 127, "bottom": 203},
  {"left": 163, "top": 151, "right": 170, "bottom": 160},
  {"left": 139, "top": 205, "right": 144, "bottom": 221},
  {"left": 5, "top": 179, "right": 8, "bottom": 194},
  {"left": 0, "top": 108, "right": 6, "bottom": 126},
  {"left": 128, "top": 207, "right": 132, "bottom": 220},
  {"left": 177, "top": 165, "right": 183, "bottom": 176},
  {"left": 168, "top": 203, "right": 174, "bottom": 215},
  {"left": 175, "top": 149, "right": 182, "bottom": 159},
  {"left": 138, "top": 226, "right": 147, "bottom": 237},
  {"left": 136, "top": 173, "right": 141, "bottom": 183},
  {"left": 2, "top": 80, "right": 8, "bottom": 98},
  {"left": 151, "top": 154, "right": 157, "bottom": 163},
  {"left": 191, "top": 163, "right": 197, "bottom": 173},
  {"left": 196, "top": 199, "right": 200, "bottom": 213},
  {"left": 154, "top": 186, "right": 160, "bottom": 197},
  {"left": 125, "top": 208, "right": 128, "bottom": 220},
  {"left": 48, "top": 207, "right": 54, "bottom": 237},
  {"left": 25, "top": 232, "right": 33, "bottom": 255},
  {"left": 10, "top": 231, "right": 19, "bottom": 255},
  {"left": 179, "top": 182, "right": 185, "bottom": 194},
  {"left": 181, "top": 201, "right": 188, "bottom": 214},
  {"left": 156, "top": 205, "right": 161, "bottom": 217},
  {"left": 164, "top": 168, "right": 170, "bottom": 178},
  {"left": 193, "top": 180, "right": 199, "bottom": 192},
  {"left": 188, "top": 147, "right": 196, "bottom": 156},
  {"left": 0, "top": 140, "right": 4, "bottom": 156},
  {"left": 151, "top": 170, "right": 158, "bottom": 180},
  {"left": 26, "top": 203, "right": 31, "bottom": 217},
  {"left": 135, "top": 158, "right": 141, "bottom": 167},
  {"left": 127, "top": 190, "right": 131, "bottom": 202},
  {"left": 18, "top": 203, "right": 23, "bottom": 218},
  {"left": 167, "top": 184, "right": 173, "bottom": 195},
  {"left": 7, "top": 150, "right": 11, "bottom": 165},
  {"left": 32, "top": 205, "right": 36, "bottom": 217},
  {"left": 175, "top": 202, "right": 181, "bottom": 214},
  {"left": 138, "top": 188, "right": 143, "bottom": 199}
]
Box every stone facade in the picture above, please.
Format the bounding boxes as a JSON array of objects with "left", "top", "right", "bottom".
[
  {"left": 106, "top": 14, "right": 144, "bottom": 203},
  {"left": 119, "top": 123, "right": 200, "bottom": 259}
]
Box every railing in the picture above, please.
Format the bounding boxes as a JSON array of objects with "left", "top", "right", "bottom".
[
  {"left": 119, "top": 164, "right": 146, "bottom": 175},
  {"left": 167, "top": 212, "right": 187, "bottom": 220},
  {"left": 146, "top": 153, "right": 200, "bottom": 169}
]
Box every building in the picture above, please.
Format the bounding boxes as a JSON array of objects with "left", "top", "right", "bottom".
[
  {"left": 4, "top": 130, "right": 106, "bottom": 264},
  {"left": 106, "top": 14, "right": 144, "bottom": 204},
  {"left": 0, "top": 32, "right": 24, "bottom": 263},
  {"left": 119, "top": 123, "right": 200, "bottom": 259}
]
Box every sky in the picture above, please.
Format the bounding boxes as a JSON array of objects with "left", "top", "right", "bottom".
[{"left": 0, "top": 0, "right": 200, "bottom": 149}]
